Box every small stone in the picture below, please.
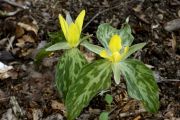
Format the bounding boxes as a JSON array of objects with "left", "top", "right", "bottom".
[
  {"left": 178, "top": 10, "right": 180, "bottom": 17},
  {"left": 164, "top": 19, "right": 180, "bottom": 32},
  {"left": 157, "top": 14, "right": 163, "bottom": 20}
]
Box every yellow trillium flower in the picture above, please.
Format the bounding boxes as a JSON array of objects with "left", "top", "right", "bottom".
[
  {"left": 59, "top": 10, "right": 85, "bottom": 48},
  {"left": 100, "top": 35, "right": 129, "bottom": 63}
]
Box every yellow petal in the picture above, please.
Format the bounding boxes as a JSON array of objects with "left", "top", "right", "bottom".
[
  {"left": 99, "top": 50, "right": 110, "bottom": 59},
  {"left": 109, "top": 35, "right": 122, "bottom": 53},
  {"left": 68, "top": 23, "right": 80, "bottom": 47},
  {"left": 59, "top": 14, "right": 68, "bottom": 39},
  {"left": 124, "top": 46, "right": 129, "bottom": 54},
  {"left": 75, "top": 10, "right": 85, "bottom": 33},
  {"left": 111, "top": 52, "right": 122, "bottom": 62}
]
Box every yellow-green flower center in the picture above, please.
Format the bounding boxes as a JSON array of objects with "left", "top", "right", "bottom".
[{"left": 100, "top": 35, "right": 129, "bottom": 63}]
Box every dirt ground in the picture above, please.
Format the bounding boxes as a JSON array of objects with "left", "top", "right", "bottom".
[{"left": 0, "top": 0, "right": 180, "bottom": 120}]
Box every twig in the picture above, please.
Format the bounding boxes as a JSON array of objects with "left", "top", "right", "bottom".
[
  {"left": 119, "top": 109, "right": 146, "bottom": 118},
  {"left": 83, "top": 4, "right": 122, "bottom": 30},
  {"left": 0, "top": 0, "right": 28, "bottom": 9},
  {"left": 0, "top": 9, "right": 21, "bottom": 17},
  {"left": 154, "top": 72, "right": 180, "bottom": 83},
  {"left": 6, "top": 36, "right": 15, "bottom": 51}
]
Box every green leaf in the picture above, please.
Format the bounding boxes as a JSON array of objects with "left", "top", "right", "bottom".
[
  {"left": 48, "top": 31, "right": 66, "bottom": 43},
  {"left": 56, "top": 48, "right": 87, "bottom": 99},
  {"left": 96, "top": 22, "right": 134, "bottom": 48},
  {"left": 46, "top": 42, "right": 70, "bottom": 51},
  {"left": 66, "top": 60, "right": 112, "bottom": 120},
  {"left": 99, "top": 112, "right": 109, "bottom": 120},
  {"left": 81, "top": 41, "right": 104, "bottom": 55},
  {"left": 34, "top": 43, "right": 52, "bottom": 64},
  {"left": 105, "top": 94, "right": 113, "bottom": 105},
  {"left": 119, "top": 22, "right": 134, "bottom": 46},
  {"left": 34, "top": 32, "right": 65, "bottom": 64},
  {"left": 112, "top": 63, "right": 121, "bottom": 84},
  {"left": 96, "top": 23, "right": 118, "bottom": 48},
  {"left": 119, "top": 59, "right": 159, "bottom": 112},
  {"left": 123, "top": 43, "right": 146, "bottom": 60}
]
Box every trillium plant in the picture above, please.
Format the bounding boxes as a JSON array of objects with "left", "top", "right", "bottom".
[{"left": 44, "top": 10, "right": 159, "bottom": 120}]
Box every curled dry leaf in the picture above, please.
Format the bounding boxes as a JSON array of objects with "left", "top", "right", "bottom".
[
  {"left": 51, "top": 100, "right": 66, "bottom": 113},
  {"left": 17, "top": 21, "right": 38, "bottom": 35}
]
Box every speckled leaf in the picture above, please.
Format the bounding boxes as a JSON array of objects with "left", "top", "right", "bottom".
[
  {"left": 46, "top": 42, "right": 70, "bottom": 51},
  {"left": 123, "top": 43, "right": 146, "bottom": 60},
  {"left": 81, "top": 40, "right": 104, "bottom": 55},
  {"left": 112, "top": 63, "right": 121, "bottom": 84},
  {"left": 55, "top": 48, "right": 87, "bottom": 99},
  {"left": 66, "top": 60, "right": 112, "bottom": 120},
  {"left": 119, "top": 22, "right": 134, "bottom": 46},
  {"left": 96, "top": 22, "right": 134, "bottom": 48},
  {"left": 96, "top": 23, "right": 117, "bottom": 48},
  {"left": 119, "top": 59, "right": 159, "bottom": 112}
]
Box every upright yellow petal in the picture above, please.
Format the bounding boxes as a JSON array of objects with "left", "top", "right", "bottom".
[
  {"left": 59, "top": 14, "right": 69, "bottom": 39},
  {"left": 75, "top": 10, "right": 85, "bottom": 33},
  {"left": 109, "top": 35, "right": 122, "bottom": 53},
  {"left": 68, "top": 23, "right": 80, "bottom": 47}
]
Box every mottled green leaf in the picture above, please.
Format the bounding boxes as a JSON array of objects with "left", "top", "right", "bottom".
[
  {"left": 96, "top": 22, "right": 134, "bottom": 48},
  {"left": 99, "top": 112, "right": 109, "bottom": 120},
  {"left": 105, "top": 94, "right": 113, "bottom": 105},
  {"left": 123, "top": 43, "right": 146, "bottom": 60},
  {"left": 56, "top": 48, "right": 87, "bottom": 99},
  {"left": 81, "top": 41, "right": 104, "bottom": 54},
  {"left": 66, "top": 60, "right": 112, "bottom": 120},
  {"left": 46, "top": 42, "right": 70, "bottom": 51},
  {"left": 119, "top": 22, "right": 134, "bottom": 46},
  {"left": 96, "top": 23, "right": 118, "bottom": 49},
  {"left": 119, "top": 59, "right": 159, "bottom": 112},
  {"left": 112, "top": 63, "right": 121, "bottom": 84}
]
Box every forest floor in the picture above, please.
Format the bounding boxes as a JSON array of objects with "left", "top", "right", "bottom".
[{"left": 0, "top": 0, "right": 180, "bottom": 120}]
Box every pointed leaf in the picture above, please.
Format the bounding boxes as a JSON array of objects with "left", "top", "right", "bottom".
[
  {"left": 123, "top": 43, "right": 146, "bottom": 60},
  {"left": 81, "top": 41, "right": 104, "bottom": 54},
  {"left": 112, "top": 63, "right": 121, "bottom": 84},
  {"left": 119, "top": 59, "right": 159, "bottom": 112},
  {"left": 46, "top": 42, "right": 70, "bottom": 51},
  {"left": 56, "top": 48, "right": 87, "bottom": 99},
  {"left": 66, "top": 60, "right": 112, "bottom": 120},
  {"left": 119, "top": 22, "right": 134, "bottom": 46}
]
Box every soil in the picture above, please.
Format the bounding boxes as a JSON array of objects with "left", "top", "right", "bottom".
[{"left": 0, "top": 0, "right": 180, "bottom": 120}]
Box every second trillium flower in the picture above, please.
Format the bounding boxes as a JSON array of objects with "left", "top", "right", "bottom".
[
  {"left": 100, "top": 35, "right": 129, "bottom": 63},
  {"left": 59, "top": 10, "right": 85, "bottom": 48}
]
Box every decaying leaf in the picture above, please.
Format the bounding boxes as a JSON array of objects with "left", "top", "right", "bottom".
[{"left": 0, "top": 61, "right": 13, "bottom": 79}]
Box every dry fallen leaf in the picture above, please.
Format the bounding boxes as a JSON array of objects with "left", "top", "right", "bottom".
[
  {"left": 51, "top": 100, "right": 66, "bottom": 113},
  {"left": 0, "top": 61, "right": 13, "bottom": 79}
]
